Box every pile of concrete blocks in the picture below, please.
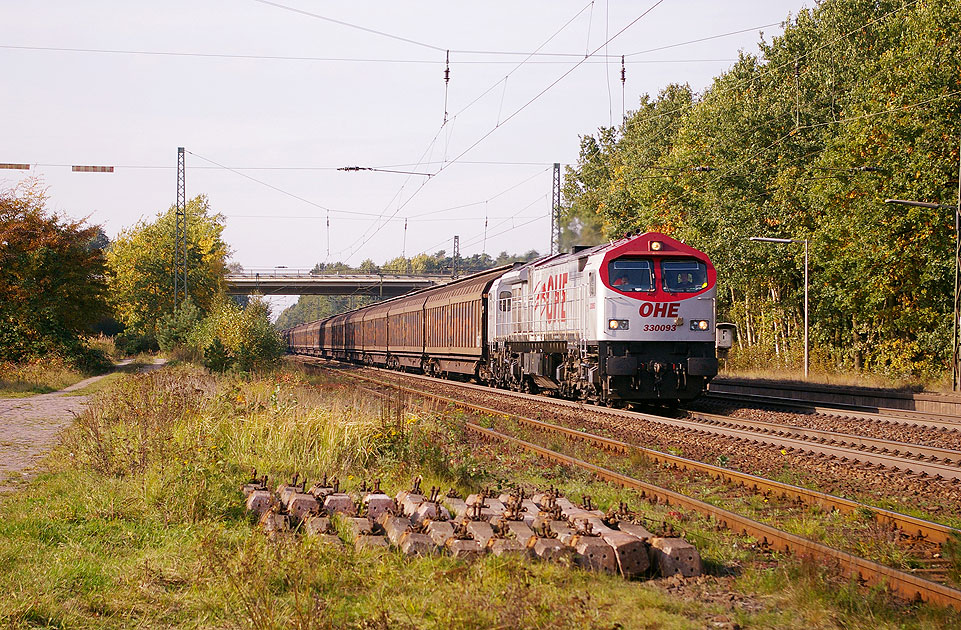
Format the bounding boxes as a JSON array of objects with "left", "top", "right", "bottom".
[{"left": 242, "top": 475, "right": 702, "bottom": 579}]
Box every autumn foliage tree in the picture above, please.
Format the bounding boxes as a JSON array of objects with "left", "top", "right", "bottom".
[
  {"left": 0, "top": 180, "right": 108, "bottom": 363},
  {"left": 561, "top": 0, "right": 961, "bottom": 380},
  {"left": 106, "top": 195, "right": 229, "bottom": 347}
]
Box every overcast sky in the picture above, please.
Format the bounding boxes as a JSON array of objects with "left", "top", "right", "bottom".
[{"left": 2, "top": 1, "right": 808, "bottom": 311}]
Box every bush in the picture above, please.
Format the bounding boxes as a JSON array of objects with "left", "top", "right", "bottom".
[
  {"left": 157, "top": 299, "right": 204, "bottom": 352},
  {"left": 203, "top": 338, "right": 232, "bottom": 372},
  {"left": 189, "top": 297, "right": 283, "bottom": 372},
  {"left": 115, "top": 331, "right": 158, "bottom": 355}
]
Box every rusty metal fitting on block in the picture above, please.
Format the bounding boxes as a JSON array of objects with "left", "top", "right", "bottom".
[{"left": 241, "top": 469, "right": 268, "bottom": 497}]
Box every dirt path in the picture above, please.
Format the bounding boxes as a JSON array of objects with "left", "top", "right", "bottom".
[{"left": 0, "top": 358, "right": 165, "bottom": 493}]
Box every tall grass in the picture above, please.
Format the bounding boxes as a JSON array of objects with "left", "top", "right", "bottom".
[
  {"left": 0, "top": 355, "right": 85, "bottom": 395},
  {"left": 1, "top": 364, "right": 958, "bottom": 628}
]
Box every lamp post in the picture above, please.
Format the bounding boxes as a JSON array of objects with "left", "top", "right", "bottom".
[
  {"left": 749, "top": 236, "right": 809, "bottom": 378},
  {"left": 885, "top": 197, "right": 961, "bottom": 390}
]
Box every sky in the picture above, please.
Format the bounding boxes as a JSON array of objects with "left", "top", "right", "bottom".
[{"left": 1, "top": 0, "right": 809, "bottom": 313}]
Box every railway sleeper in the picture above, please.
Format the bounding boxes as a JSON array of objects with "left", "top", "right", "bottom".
[{"left": 241, "top": 480, "right": 703, "bottom": 578}]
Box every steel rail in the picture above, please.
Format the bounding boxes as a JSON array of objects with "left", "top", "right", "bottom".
[
  {"left": 703, "top": 391, "right": 961, "bottom": 432},
  {"left": 686, "top": 409, "right": 961, "bottom": 464},
  {"left": 335, "top": 362, "right": 961, "bottom": 481},
  {"left": 309, "top": 361, "right": 961, "bottom": 546},
  {"left": 312, "top": 365, "right": 961, "bottom": 607},
  {"left": 648, "top": 413, "right": 961, "bottom": 480},
  {"left": 460, "top": 420, "right": 961, "bottom": 610}
]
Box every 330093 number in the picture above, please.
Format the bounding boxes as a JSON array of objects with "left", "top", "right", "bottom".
[{"left": 643, "top": 324, "right": 677, "bottom": 332}]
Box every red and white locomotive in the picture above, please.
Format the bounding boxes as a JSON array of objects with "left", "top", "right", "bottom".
[
  {"left": 285, "top": 232, "right": 720, "bottom": 404},
  {"left": 486, "top": 232, "right": 718, "bottom": 403}
]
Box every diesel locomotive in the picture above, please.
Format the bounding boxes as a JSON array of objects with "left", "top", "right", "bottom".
[{"left": 285, "top": 232, "right": 720, "bottom": 404}]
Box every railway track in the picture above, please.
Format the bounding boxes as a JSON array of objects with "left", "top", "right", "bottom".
[
  {"left": 338, "top": 361, "right": 961, "bottom": 482},
  {"left": 702, "top": 390, "right": 961, "bottom": 432},
  {"left": 298, "top": 359, "right": 961, "bottom": 610},
  {"left": 678, "top": 409, "right": 961, "bottom": 479}
]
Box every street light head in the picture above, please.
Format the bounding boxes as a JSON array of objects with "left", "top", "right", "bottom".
[
  {"left": 885, "top": 198, "right": 955, "bottom": 210},
  {"left": 749, "top": 236, "right": 795, "bottom": 244}
]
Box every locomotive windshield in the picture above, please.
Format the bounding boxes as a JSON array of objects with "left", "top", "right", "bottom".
[
  {"left": 608, "top": 259, "right": 654, "bottom": 292},
  {"left": 661, "top": 260, "right": 708, "bottom": 293}
]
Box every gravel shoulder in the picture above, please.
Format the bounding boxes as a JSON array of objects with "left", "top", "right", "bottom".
[{"left": 0, "top": 358, "right": 165, "bottom": 493}]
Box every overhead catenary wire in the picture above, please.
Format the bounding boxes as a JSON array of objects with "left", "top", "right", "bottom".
[
  {"left": 341, "top": 0, "right": 666, "bottom": 263},
  {"left": 334, "top": 1, "right": 598, "bottom": 261},
  {"left": 250, "top": 0, "right": 447, "bottom": 52},
  {"left": 581, "top": 0, "right": 928, "bottom": 198},
  {"left": 0, "top": 44, "right": 740, "bottom": 65},
  {"left": 414, "top": 194, "right": 549, "bottom": 258}
]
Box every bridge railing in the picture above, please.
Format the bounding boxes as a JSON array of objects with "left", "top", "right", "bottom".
[{"left": 226, "top": 270, "right": 452, "bottom": 280}]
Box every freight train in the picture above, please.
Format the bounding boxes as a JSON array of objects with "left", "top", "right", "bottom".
[{"left": 284, "top": 232, "right": 722, "bottom": 404}]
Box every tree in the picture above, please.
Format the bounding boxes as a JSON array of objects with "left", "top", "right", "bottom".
[
  {"left": 560, "top": 0, "right": 961, "bottom": 379},
  {"left": 106, "top": 195, "right": 229, "bottom": 344},
  {"left": 189, "top": 296, "right": 284, "bottom": 371},
  {"left": 0, "top": 179, "right": 108, "bottom": 362}
]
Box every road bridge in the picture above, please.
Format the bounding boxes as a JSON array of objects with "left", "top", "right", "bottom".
[{"left": 225, "top": 271, "right": 450, "bottom": 297}]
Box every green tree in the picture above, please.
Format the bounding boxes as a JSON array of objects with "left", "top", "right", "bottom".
[
  {"left": 190, "top": 296, "right": 283, "bottom": 371},
  {"left": 106, "top": 195, "right": 229, "bottom": 344},
  {"left": 0, "top": 180, "right": 108, "bottom": 362},
  {"left": 561, "top": 0, "right": 961, "bottom": 379}
]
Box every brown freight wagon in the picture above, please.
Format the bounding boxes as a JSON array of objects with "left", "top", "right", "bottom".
[
  {"left": 286, "top": 265, "right": 512, "bottom": 379},
  {"left": 422, "top": 267, "right": 505, "bottom": 377},
  {"left": 361, "top": 302, "right": 391, "bottom": 366}
]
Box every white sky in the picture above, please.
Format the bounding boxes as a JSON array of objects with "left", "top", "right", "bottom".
[{"left": 2, "top": 1, "right": 807, "bottom": 313}]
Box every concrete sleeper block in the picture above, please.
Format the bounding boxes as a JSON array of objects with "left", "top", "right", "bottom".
[{"left": 649, "top": 537, "right": 702, "bottom": 578}]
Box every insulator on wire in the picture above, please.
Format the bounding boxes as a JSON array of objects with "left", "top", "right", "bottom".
[{"left": 443, "top": 50, "right": 451, "bottom": 124}]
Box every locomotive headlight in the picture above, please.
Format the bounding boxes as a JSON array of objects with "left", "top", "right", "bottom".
[
  {"left": 608, "top": 319, "right": 630, "bottom": 330},
  {"left": 690, "top": 319, "right": 710, "bottom": 331},
  {"left": 650, "top": 241, "right": 663, "bottom": 251}
]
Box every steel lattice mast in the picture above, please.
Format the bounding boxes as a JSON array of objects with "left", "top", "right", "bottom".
[
  {"left": 174, "top": 147, "right": 187, "bottom": 309},
  {"left": 551, "top": 162, "right": 561, "bottom": 254}
]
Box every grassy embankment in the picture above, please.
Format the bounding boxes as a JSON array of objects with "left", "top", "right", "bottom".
[
  {"left": 0, "top": 363, "right": 958, "bottom": 629},
  {"left": 0, "top": 336, "right": 153, "bottom": 398}
]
